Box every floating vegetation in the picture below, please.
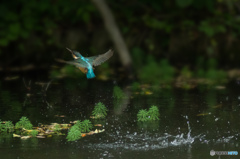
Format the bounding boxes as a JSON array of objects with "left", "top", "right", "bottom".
[
  {"left": 66, "top": 120, "right": 104, "bottom": 141},
  {"left": 66, "top": 121, "right": 82, "bottom": 141},
  {"left": 80, "top": 120, "right": 93, "bottom": 132},
  {"left": 15, "top": 116, "right": 33, "bottom": 130},
  {"left": 113, "top": 86, "right": 126, "bottom": 99},
  {"left": 0, "top": 120, "right": 14, "bottom": 132},
  {"left": 12, "top": 122, "right": 67, "bottom": 139},
  {"left": 0, "top": 116, "right": 105, "bottom": 141},
  {"left": 137, "top": 109, "right": 149, "bottom": 122},
  {"left": 130, "top": 83, "right": 154, "bottom": 95},
  {"left": 148, "top": 105, "right": 160, "bottom": 120},
  {"left": 0, "top": 117, "right": 68, "bottom": 139},
  {"left": 91, "top": 102, "right": 108, "bottom": 119},
  {"left": 29, "top": 130, "right": 38, "bottom": 137},
  {"left": 53, "top": 124, "right": 62, "bottom": 134},
  {"left": 137, "top": 105, "right": 160, "bottom": 122}
]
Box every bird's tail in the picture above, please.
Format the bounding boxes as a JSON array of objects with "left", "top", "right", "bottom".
[{"left": 86, "top": 70, "right": 96, "bottom": 79}]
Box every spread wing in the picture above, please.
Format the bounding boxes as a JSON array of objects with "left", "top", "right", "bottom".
[
  {"left": 56, "top": 59, "right": 88, "bottom": 68},
  {"left": 87, "top": 49, "right": 114, "bottom": 66}
]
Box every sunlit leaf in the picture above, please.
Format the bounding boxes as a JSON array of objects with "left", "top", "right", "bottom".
[
  {"left": 212, "top": 104, "right": 222, "bottom": 108},
  {"left": 13, "top": 134, "right": 21, "bottom": 137},
  {"left": 21, "top": 136, "right": 31, "bottom": 139},
  {"left": 197, "top": 113, "right": 211, "bottom": 116},
  {"left": 145, "top": 91, "right": 153, "bottom": 95},
  {"left": 36, "top": 136, "right": 45, "bottom": 138}
]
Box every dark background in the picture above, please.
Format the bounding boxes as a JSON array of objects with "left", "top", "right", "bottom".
[{"left": 1, "top": 0, "right": 240, "bottom": 83}]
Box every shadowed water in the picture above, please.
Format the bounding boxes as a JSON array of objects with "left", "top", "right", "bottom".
[{"left": 0, "top": 78, "right": 239, "bottom": 159}]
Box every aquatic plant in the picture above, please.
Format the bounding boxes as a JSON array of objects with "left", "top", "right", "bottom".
[
  {"left": 53, "top": 124, "right": 61, "bottom": 133},
  {"left": 148, "top": 105, "right": 160, "bottom": 120},
  {"left": 92, "top": 102, "right": 108, "bottom": 119},
  {"left": 0, "top": 120, "right": 4, "bottom": 132},
  {"left": 66, "top": 120, "right": 93, "bottom": 141},
  {"left": 113, "top": 86, "right": 126, "bottom": 99},
  {"left": 137, "top": 106, "right": 160, "bottom": 122},
  {"left": 0, "top": 120, "right": 14, "bottom": 132},
  {"left": 66, "top": 124, "right": 82, "bottom": 141},
  {"left": 15, "top": 116, "right": 33, "bottom": 130},
  {"left": 4, "top": 121, "right": 14, "bottom": 132},
  {"left": 137, "top": 109, "right": 149, "bottom": 122},
  {"left": 81, "top": 120, "right": 93, "bottom": 132},
  {"left": 29, "top": 130, "right": 38, "bottom": 137}
]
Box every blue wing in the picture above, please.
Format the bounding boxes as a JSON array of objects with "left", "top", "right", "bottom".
[
  {"left": 56, "top": 59, "right": 88, "bottom": 68},
  {"left": 87, "top": 49, "right": 114, "bottom": 66}
]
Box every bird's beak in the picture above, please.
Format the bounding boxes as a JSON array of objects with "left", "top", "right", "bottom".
[
  {"left": 66, "top": 47, "right": 73, "bottom": 53},
  {"left": 66, "top": 47, "right": 79, "bottom": 59}
]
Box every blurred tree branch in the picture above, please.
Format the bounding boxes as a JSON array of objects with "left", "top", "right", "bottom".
[{"left": 91, "top": 0, "right": 132, "bottom": 69}]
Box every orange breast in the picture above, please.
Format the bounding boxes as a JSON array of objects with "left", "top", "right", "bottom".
[{"left": 78, "top": 67, "right": 88, "bottom": 74}]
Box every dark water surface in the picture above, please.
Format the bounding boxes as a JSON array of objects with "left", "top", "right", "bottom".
[{"left": 0, "top": 77, "right": 239, "bottom": 159}]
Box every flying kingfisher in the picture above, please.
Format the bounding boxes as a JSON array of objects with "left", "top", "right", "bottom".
[{"left": 59, "top": 48, "right": 113, "bottom": 79}]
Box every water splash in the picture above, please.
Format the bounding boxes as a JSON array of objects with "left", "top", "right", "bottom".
[{"left": 84, "top": 118, "right": 203, "bottom": 151}]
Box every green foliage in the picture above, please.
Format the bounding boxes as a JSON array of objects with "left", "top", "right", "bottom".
[
  {"left": 139, "top": 57, "right": 175, "bottom": 85},
  {"left": 113, "top": 86, "right": 126, "bottom": 99},
  {"left": 0, "top": 120, "right": 14, "bottom": 133},
  {"left": 29, "top": 130, "right": 38, "bottom": 137},
  {"left": 131, "top": 82, "right": 140, "bottom": 91},
  {"left": 0, "top": 1, "right": 95, "bottom": 47},
  {"left": 66, "top": 124, "right": 82, "bottom": 142},
  {"left": 0, "top": 120, "right": 4, "bottom": 132},
  {"left": 81, "top": 120, "right": 93, "bottom": 133},
  {"left": 92, "top": 102, "right": 108, "bottom": 119},
  {"left": 195, "top": 58, "right": 227, "bottom": 83},
  {"left": 143, "top": 16, "right": 173, "bottom": 33},
  {"left": 1, "top": 0, "right": 240, "bottom": 72},
  {"left": 198, "top": 20, "right": 226, "bottom": 37},
  {"left": 4, "top": 121, "right": 14, "bottom": 132},
  {"left": 66, "top": 120, "right": 93, "bottom": 141},
  {"left": 137, "top": 105, "right": 160, "bottom": 122},
  {"left": 137, "top": 109, "right": 149, "bottom": 122},
  {"left": 180, "top": 66, "right": 192, "bottom": 79},
  {"left": 205, "top": 69, "right": 227, "bottom": 83},
  {"left": 53, "top": 124, "right": 61, "bottom": 133},
  {"left": 15, "top": 116, "right": 33, "bottom": 130},
  {"left": 148, "top": 106, "right": 160, "bottom": 121}
]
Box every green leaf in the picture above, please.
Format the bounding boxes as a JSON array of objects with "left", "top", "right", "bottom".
[
  {"left": 15, "top": 116, "right": 33, "bottom": 130},
  {"left": 148, "top": 106, "right": 160, "bottom": 121},
  {"left": 92, "top": 102, "right": 108, "bottom": 119},
  {"left": 137, "top": 109, "right": 149, "bottom": 122}
]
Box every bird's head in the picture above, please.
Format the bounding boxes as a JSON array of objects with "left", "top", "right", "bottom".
[{"left": 66, "top": 48, "right": 82, "bottom": 59}]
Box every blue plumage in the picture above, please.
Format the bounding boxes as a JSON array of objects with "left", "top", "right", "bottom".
[
  {"left": 63, "top": 48, "right": 113, "bottom": 79},
  {"left": 86, "top": 69, "right": 96, "bottom": 79}
]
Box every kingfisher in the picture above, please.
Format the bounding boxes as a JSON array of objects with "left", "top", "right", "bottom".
[{"left": 60, "top": 48, "right": 113, "bottom": 79}]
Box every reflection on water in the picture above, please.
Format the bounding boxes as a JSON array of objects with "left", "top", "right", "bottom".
[{"left": 0, "top": 78, "right": 240, "bottom": 159}]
